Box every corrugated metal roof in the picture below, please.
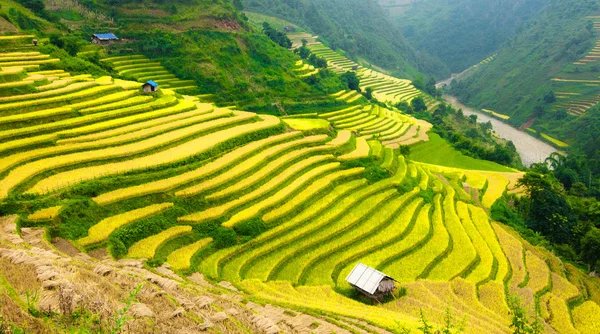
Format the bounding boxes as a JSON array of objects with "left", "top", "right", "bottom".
[
  {"left": 93, "top": 33, "right": 118, "bottom": 40},
  {"left": 145, "top": 80, "right": 159, "bottom": 87},
  {"left": 345, "top": 263, "right": 388, "bottom": 295}
]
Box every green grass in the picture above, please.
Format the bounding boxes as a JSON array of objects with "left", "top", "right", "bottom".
[{"left": 410, "top": 133, "right": 514, "bottom": 172}]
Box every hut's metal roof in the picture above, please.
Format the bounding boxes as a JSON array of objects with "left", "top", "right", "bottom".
[
  {"left": 145, "top": 80, "right": 159, "bottom": 88},
  {"left": 345, "top": 263, "right": 390, "bottom": 295},
  {"left": 92, "top": 33, "right": 118, "bottom": 40}
]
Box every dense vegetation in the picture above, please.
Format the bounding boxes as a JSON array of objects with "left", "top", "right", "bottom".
[
  {"left": 494, "top": 152, "right": 600, "bottom": 273},
  {"left": 388, "top": 0, "right": 549, "bottom": 73},
  {"left": 243, "top": 0, "right": 449, "bottom": 79},
  {"left": 450, "top": 0, "right": 598, "bottom": 126}
]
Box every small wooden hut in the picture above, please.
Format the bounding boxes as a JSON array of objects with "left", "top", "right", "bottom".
[
  {"left": 91, "top": 33, "right": 119, "bottom": 45},
  {"left": 345, "top": 263, "right": 396, "bottom": 301},
  {"left": 142, "top": 80, "right": 159, "bottom": 93}
]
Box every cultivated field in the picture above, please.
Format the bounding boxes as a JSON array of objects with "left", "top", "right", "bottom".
[
  {"left": 307, "top": 42, "right": 439, "bottom": 108},
  {"left": 1, "top": 45, "right": 598, "bottom": 334}
]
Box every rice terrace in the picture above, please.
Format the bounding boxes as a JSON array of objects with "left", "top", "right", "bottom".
[{"left": 0, "top": 0, "right": 600, "bottom": 333}]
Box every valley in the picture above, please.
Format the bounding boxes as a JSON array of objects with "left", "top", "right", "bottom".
[
  {"left": 0, "top": 0, "right": 599, "bottom": 333},
  {"left": 443, "top": 95, "right": 558, "bottom": 167}
]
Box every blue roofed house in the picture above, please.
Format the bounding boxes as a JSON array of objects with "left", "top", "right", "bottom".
[
  {"left": 91, "top": 33, "right": 119, "bottom": 45},
  {"left": 142, "top": 80, "right": 159, "bottom": 93}
]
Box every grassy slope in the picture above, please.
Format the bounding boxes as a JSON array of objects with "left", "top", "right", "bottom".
[{"left": 410, "top": 133, "right": 515, "bottom": 172}]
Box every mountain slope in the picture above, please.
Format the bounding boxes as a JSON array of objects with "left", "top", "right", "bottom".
[
  {"left": 386, "top": 0, "right": 550, "bottom": 73},
  {"left": 243, "top": 0, "right": 450, "bottom": 79},
  {"left": 450, "top": 0, "right": 598, "bottom": 127}
]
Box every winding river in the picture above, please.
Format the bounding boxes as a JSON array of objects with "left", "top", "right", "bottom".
[{"left": 442, "top": 95, "right": 557, "bottom": 167}]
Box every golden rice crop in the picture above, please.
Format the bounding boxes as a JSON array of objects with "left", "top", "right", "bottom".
[
  {"left": 302, "top": 192, "right": 419, "bottom": 286},
  {"left": 78, "top": 203, "right": 173, "bottom": 246},
  {"left": 178, "top": 154, "right": 333, "bottom": 223},
  {"left": 0, "top": 103, "right": 196, "bottom": 175},
  {"left": 338, "top": 137, "right": 370, "bottom": 161},
  {"left": 480, "top": 172, "right": 509, "bottom": 208},
  {"left": 0, "top": 106, "right": 73, "bottom": 125},
  {"left": 240, "top": 280, "right": 421, "bottom": 331},
  {"left": 326, "top": 130, "right": 352, "bottom": 147},
  {"left": 77, "top": 95, "right": 152, "bottom": 114},
  {"left": 427, "top": 188, "right": 477, "bottom": 281},
  {"left": 0, "top": 134, "right": 56, "bottom": 155},
  {"left": 456, "top": 202, "right": 494, "bottom": 283},
  {"left": 416, "top": 165, "right": 429, "bottom": 191},
  {"left": 27, "top": 206, "right": 62, "bottom": 221},
  {"left": 220, "top": 180, "right": 368, "bottom": 282},
  {"left": 223, "top": 162, "right": 342, "bottom": 228},
  {"left": 0, "top": 81, "right": 96, "bottom": 103},
  {"left": 22, "top": 112, "right": 261, "bottom": 197},
  {"left": 551, "top": 272, "right": 581, "bottom": 300},
  {"left": 0, "top": 85, "right": 117, "bottom": 112},
  {"left": 166, "top": 238, "right": 213, "bottom": 271},
  {"left": 93, "top": 132, "right": 300, "bottom": 205},
  {"left": 572, "top": 301, "right": 600, "bottom": 334},
  {"left": 470, "top": 207, "right": 510, "bottom": 282},
  {"left": 478, "top": 281, "right": 510, "bottom": 319},
  {"left": 525, "top": 250, "right": 550, "bottom": 294},
  {"left": 262, "top": 167, "right": 364, "bottom": 223},
  {"left": 492, "top": 223, "right": 526, "bottom": 290},
  {"left": 57, "top": 98, "right": 193, "bottom": 138},
  {"left": 0, "top": 80, "right": 34, "bottom": 88},
  {"left": 127, "top": 225, "right": 192, "bottom": 259},
  {"left": 176, "top": 134, "right": 328, "bottom": 198},
  {"left": 58, "top": 107, "right": 213, "bottom": 145},
  {"left": 540, "top": 293, "right": 579, "bottom": 334},
  {"left": 386, "top": 195, "right": 446, "bottom": 282}
]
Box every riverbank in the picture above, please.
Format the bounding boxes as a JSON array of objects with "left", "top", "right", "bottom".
[{"left": 442, "top": 95, "right": 558, "bottom": 167}]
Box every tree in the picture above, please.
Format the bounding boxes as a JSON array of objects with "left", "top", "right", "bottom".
[
  {"left": 232, "top": 0, "right": 244, "bottom": 11},
  {"left": 517, "top": 172, "right": 575, "bottom": 244},
  {"left": 581, "top": 228, "right": 600, "bottom": 271},
  {"left": 468, "top": 114, "right": 478, "bottom": 124},
  {"left": 16, "top": 0, "right": 44, "bottom": 12},
  {"left": 340, "top": 71, "right": 360, "bottom": 91},
  {"left": 507, "top": 296, "right": 543, "bottom": 334},
  {"left": 398, "top": 145, "right": 410, "bottom": 157},
  {"left": 411, "top": 96, "right": 427, "bottom": 112},
  {"left": 543, "top": 91, "right": 556, "bottom": 104},
  {"left": 365, "top": 87, "right": 373, "bottom": 100}
]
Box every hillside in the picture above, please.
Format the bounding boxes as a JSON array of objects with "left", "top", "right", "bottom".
[
  {"left": 0, "top": 33, "right": 599, "bottom": 332},
  {"left": 242, "top": 0, "right": 450, "bottom": 79},
  {"left": 385, "top": 0, "right": 549, "bottom": 74},
  {"left": 1, "top": 1, "right": 600, "bottom": 334},
  {"left": 450, "top": 0, "right": 598, "bottom": 129}
]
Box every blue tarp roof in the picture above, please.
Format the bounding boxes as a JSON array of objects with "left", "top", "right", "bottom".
[
  {"left": 93, "top": 33, "right": 118, "bottom": 40},
  {"left": 145, "top": 80, "right": 159, "bottom": 87}
]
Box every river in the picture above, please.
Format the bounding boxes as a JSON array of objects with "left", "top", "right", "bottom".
[{"left": 442, "top": 95, "right": 557, "bottom": 167}]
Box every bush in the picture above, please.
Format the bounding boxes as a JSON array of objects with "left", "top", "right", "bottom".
[{"left": 213, "top": 228, "right": 237, "bottom": 249}]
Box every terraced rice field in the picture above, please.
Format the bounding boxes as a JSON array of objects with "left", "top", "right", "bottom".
[
  {"left": 3, "top": 49, "right": 598, "bottom": 333},
  {"left": 101, "top": 54, "right": 197, "bottom": 91},
  {"left": 307, "top": 42, "right": 438, "bottom": 108},
  {"left": 552, "top": 17, "right": 600, "bottom": 116},
  {"left": 318, "top": 104, "right": 431, "bottom": 148}
]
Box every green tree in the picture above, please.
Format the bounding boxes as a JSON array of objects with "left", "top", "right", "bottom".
[
  {"left": 411, "top": 96, "right": 427, "bottom": 112},
  {"left": 232, "top": 0, "right": 243, "bottom": 11},
  {"left": 507, "top": 296, "right": 543, "bottom": 334},
  {"left": 340, "top": 71, "right": 360, "bottom": 91},
  {"left": 365, "top": 87, "right": 373, "bottom": 100},
  {"left": 581, "top": 228, "right": 600, "bottom": 271}
]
